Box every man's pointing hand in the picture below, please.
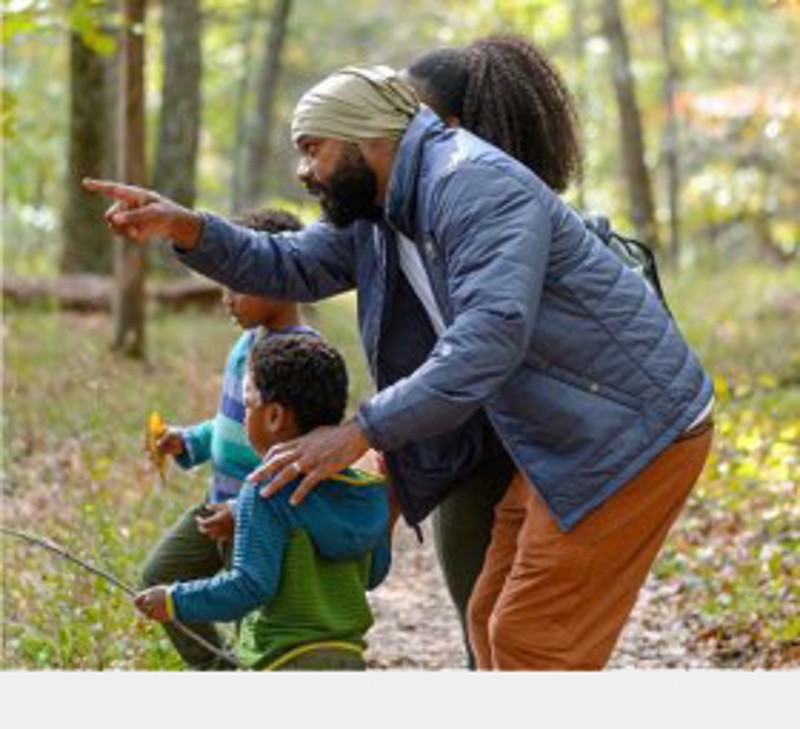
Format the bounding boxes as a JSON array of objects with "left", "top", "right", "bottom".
[{"left": 82, "top": 178, "right": 203, "bottom": 249}]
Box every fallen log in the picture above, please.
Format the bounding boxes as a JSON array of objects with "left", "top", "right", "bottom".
[
  {"left": 150, "top": 277, "right": 223, "bottom": 310},
  {"left": 3, "top": 274, "right": 222, "bottom": 312}
]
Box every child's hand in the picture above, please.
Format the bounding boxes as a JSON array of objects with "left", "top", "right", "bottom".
[
  {"left": 133, "top": 586, "right": 171, "bottom": 623},
  {"left": 157, "top": 429, "right": 186, "bottom": 458},
  {"left": 196, "top": 502, "right": 235, "bottom": 541}
]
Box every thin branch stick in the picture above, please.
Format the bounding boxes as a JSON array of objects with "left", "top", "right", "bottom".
[
  {"left": 1, "top": 525, "right": 242, "bottom": 669},
  {"left": 2, "top": 525, "right": 137, "bottom": 594}
]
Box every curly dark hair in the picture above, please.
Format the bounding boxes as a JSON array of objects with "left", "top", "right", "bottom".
[
  {"left": 407, "top": 35, "right": 582, "bottom": 192},
  {"left": 231, "top": 207, "right": 303, "bottom": 234},
  {"left": 248, "top": 333, "right": 348, "bottom": 434}
]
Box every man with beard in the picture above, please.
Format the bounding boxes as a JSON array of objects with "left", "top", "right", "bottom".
[{"left": 84, "top": 65, "right": 713, "bottom": 670}]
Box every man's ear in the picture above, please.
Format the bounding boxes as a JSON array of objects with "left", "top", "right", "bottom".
[
  {"left": 358, "top": 138, "right": 398, "bottom": 204},
  {"left": 358, "top": 138, "right": 397, "bottom": 168}
]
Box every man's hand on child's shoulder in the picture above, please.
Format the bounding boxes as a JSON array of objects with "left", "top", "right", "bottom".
[
  {"left": 196, "top": 502, "right": 235, "bottom": 541},
  {"left": 133, "top": 586, "right": 172, "bottom": 623}
]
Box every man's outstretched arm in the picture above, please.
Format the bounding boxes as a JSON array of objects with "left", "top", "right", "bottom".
[{"left": 83, "top": 178, "right": 357, "bottom": 302}]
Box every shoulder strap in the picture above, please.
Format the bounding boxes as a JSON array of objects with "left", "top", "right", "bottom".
[{"left": 582, "top": 212, "right": 672, "bottom": 318}]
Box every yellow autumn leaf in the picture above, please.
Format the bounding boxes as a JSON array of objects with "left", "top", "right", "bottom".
[{"left": 146, "top": 411, "right": 168, "bottom": 482}]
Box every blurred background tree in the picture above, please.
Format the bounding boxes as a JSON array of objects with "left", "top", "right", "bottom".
[
  {"left": 149, "top": 0, "right": 201, "bottom": 275},
  {"left": 60, "top": 0, "right": 115, "bottom": 274},
  {"left": 3, "top": 0, "right": 798, "bottom": 274},
  {"left": 111, "top": 0, "right": 147, "bottom": 357}
]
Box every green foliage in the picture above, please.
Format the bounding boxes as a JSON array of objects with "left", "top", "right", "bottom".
[
  {"left": 1, "top": 2, "right": 51, "bottom": 45},
  {"left": 3, "top": 0, "right": 798, "bottom": 271},
  {"left": 645, "top": 262, "right": 800, "bottom": 666},
  {"left": 66, "top": 0, "right": 117, "bottom": 56},
  {"left": 1, "top": 87, "right": 19, "bottom": 139}
]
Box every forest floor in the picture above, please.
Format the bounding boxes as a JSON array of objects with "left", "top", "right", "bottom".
[
  {"left": 2, "top": 262, "right": 798, "bottom": 670},
  {"left": 366, "top": 518, "right": 795, "bottom": 670}
]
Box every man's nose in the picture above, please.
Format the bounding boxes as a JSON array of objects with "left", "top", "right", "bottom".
[{"left": 296, "top": 158, "right": 311, "bottom": 183}]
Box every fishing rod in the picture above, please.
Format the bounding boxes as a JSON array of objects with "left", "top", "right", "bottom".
[{"left": 1, "top": 524, "right": 242, "bottom": 669}]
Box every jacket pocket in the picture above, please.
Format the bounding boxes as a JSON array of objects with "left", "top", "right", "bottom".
[{"left": 527, "top": 358, "right": 642, "bottom": 413}]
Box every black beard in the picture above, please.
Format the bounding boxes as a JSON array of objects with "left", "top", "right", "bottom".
[{"left": 307, "top": 144, "right": 381, "bottom": 228}]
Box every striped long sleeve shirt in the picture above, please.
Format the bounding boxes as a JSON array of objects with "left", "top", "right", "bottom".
[{"left": 175, "top": 325, "right": 317, "bottom": 503}]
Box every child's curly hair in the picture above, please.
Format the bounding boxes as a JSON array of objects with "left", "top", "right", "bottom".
[{"left": 248, "top": 333, "right": 348, "bottom": 434}]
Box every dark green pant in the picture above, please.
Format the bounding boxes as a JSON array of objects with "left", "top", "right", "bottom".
[
  {"left": 432, "top": 456, "right": 514, "bottom": 670},
  {"left": 141, "top": 502, "right": 232, "bottom": 670}
]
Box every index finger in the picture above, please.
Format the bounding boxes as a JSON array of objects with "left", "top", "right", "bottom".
[
  {"left": 82, "top": 177, "right": 155, "bottom": 205},
  {"left": 246, "top": 447, "right": 296, "bottom": 485}
]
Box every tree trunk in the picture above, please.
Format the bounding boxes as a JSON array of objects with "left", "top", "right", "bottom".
[
  {"left": 113, "top": 0, "right": 147, "bottom": 358},
  {"left": 570, "top": 0, "right": 588, "bottom": 211},
  {"left": 152, "top": 0, "right": 201, "bottom": 208},
  {"left": 659, "top": 0, "right": 681, "bottom": 266},
  {"left": 231, "top": 0, "right": 263, "bottom": 213},
  {"left": 61, "top": 30, "right": 112, "bottom": 274},
  {"left": 104, "top": 23, "right": 121, "bottom": 183},
  {"left": 600, "top": 0, "right": 659, "bottom": 247},
  {"left": 242, "top": 0, "right": 292, "bottom": 208},
  {"left": 151, "top": 0, "right": 202, "bottom": 275}
]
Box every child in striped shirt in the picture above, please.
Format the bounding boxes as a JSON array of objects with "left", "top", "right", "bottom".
[{"left": 140, "top": 208, "right": 317, "bottom": 669}]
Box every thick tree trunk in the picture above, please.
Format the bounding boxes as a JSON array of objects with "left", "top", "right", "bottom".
[
  {"left": 242, "top": 0, "right": 292, "bottom": 208},
  {"left": 600, "top": 0, "right": 660, "bottom": 247},
  {"left": 659, "top": 0, "right": 681, "bottom": 266},
  {"left": 113, "top": 0, "right": 147, "bottom": 358},
  {"left": 61, "top": 31, "right": 112, "bottom": 274},
  {"left": 231, "top": 0, "right": 263, "bottom": 213},
  {"left": 151, "top": 0, "right": 202, "bottom": 274}
]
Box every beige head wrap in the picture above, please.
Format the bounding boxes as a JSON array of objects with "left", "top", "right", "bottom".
[{"left": 291, "top": 65, "right": 420, "bottom": 144}]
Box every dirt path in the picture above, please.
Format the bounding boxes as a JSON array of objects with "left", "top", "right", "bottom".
[{"left": 365, "top": 520, "right": 718, "bottom": 670}]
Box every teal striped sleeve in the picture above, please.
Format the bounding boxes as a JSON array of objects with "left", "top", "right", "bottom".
[
  {"left": 170, "top": 484, "right": 290, "bottom": 623},
  {"left": 175, "top": 419, "right": 214, "bottom": 469}
]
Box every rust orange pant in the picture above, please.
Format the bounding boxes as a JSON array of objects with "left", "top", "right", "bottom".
[{"left": 468, "top": 425, "right": 713, "bottom": 670}]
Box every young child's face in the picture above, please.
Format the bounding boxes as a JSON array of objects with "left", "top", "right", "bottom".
[
  {"left": 222, "top": 289, "right": 288, "bottom": 330},
  {"left": 243, "top": 370, "right": 270, "bottom": 455}
]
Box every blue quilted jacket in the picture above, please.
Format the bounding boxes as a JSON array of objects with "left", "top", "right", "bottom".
[{"left": 178, "top": 109, "right": 712, "bottom": 531}]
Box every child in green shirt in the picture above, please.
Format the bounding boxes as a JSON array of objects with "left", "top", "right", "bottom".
[{"left": 135, "top": 333, "right": 390, "bottom": 670}]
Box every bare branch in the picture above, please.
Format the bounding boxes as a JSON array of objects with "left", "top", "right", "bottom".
[{"left": 1, "top": 525, "right": 242, "bottom": 669}]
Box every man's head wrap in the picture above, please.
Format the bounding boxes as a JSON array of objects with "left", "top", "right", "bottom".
[{"left": 291, "top": 65, "right": 420, "bottom": 144}]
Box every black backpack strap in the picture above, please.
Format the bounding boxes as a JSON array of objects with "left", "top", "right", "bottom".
[
  {"left": 580, "top": 211, "right": 672, "bottom": 318},
  {"left": 608, "top": 230, "right": 672, "bottom": 318}
]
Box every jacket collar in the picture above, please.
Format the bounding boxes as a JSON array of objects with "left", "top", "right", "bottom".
[{"left": 383, "top": 107, "right": 442, "bottom": 239}]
